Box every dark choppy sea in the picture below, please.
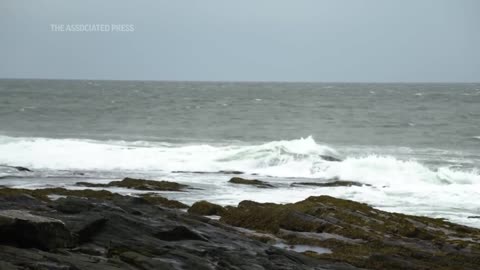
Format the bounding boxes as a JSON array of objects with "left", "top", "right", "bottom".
[{"left": 1, "top": 79, "right": 479, "bottom": 226}]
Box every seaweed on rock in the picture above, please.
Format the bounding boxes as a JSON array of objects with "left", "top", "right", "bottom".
[{"left": 220, "top": 195, "right": 480, "bottom": 270}]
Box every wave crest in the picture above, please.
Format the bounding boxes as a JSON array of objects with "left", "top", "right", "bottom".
[{"left": 0, "top": 135, "right": 478, "bottom": 186}]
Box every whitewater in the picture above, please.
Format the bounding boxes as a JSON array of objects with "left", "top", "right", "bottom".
[
  {"left": 1, "top": 134, "right": 479, "bottom": 227},
  {"left": 1, "top": 80, "right": 480, "bottom": 227},
  {"left": 1, "top": 135, "right": 479, "bottom": 184}
]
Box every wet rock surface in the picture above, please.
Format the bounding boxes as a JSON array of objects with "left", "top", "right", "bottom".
[
  {"left": 172, "top": 170, "right": 245, "bottom": 175},
  {"left": 0, "top": 209, "right": 74, "bottom": 250},
  {"left": 138, "top": 193, "right": 189, "bottom": 209},
  {"left": 0, "top": 165, "right": 33, "bottom": 172},
  {"left": 220, "top": 196, "right": 480, "bottom": 270},
  {"left": 228, "top": 177, "right": 274, "bottom": 188},
  {"left": 76, "top": 177, "right": 190, "bottom": 191},
  {"left": 2, "top": 186, "right": 480, "bottom": 270},
  {"left": 291, "top": 181, "right": 367, "bottom": 188},
  {"left": 0, "top": 188, "right": 360, "bottom": 270},
  {"left": 188, "top": 200, "right": 226, "bottom": 216},
  {"left": 319, "top": 155, "right": 342, "bottom": 162}
]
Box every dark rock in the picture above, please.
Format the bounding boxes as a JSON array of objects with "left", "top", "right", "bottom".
[
  {"left": 73, "top": 182, "right": 105, "bottom": 188},
  {"left": 319, "top": 155, "right": 342, "bottom": 162},
  {"left": 221, "top": 195, "right": 480, "bottom": 270},
  {"left": 468, "top": 216, "right": 480, "bottom": 219},
  {"left": 71, "top": 245, "right": 107, "bottom": 256},
  {"left": 172, "top": 170, "right": 245, "bottom": 175},
  {"left": 12, "top": 166, "right": 32, "bottom": 172},
  {"left": 0, "top": 210, "right": 74, "bottom": 250},
  {"left": 0, "top": 187, "right": 117, "bottom": 201},
  {"left": 291, "top": 180, "right": 367, "bottom": 188},
  {"left": 155, "top": 226, "right": 208, "bottom": 242},
  {"left": 171, "top": 170, "right": 208, "bottom": 174},
  {"left": 76, "top": 177, "right": 189, "bottom": 191},
  {"left": 74, "top": 216, "right": 108, "bottom": 244},
  {"left": 0, "top": 193, "right": 47, "bottom": 211},
  {"left": 218, "top": 170, "right": 244, "bottom": 174},
  {"left": 137, "top": 193, "right": 189, "bottom": 209},
  {"left": 0, "top": 165, "right": 32, "bottom": 172},
  {"left": 0, "top": 244, "right": 138, "bottom": 270},
  {"left": 279, "top": 210, "right": 329, "bottom": 232},
  {"left": 0, "top": 261, "right": 17, "bottom": 270},
  {"left": 188, "top": 200, "right": 226, "bottom": 216},
  {"left": 49, "top": 188, "right": 117, "bottom": 200},
  {"left": 0, "top": 188, "right": 358, "bottom": 269},
  {"left": 228, "top": 177, "right": 274, "bottom": 188},
  {"left": 4, "top": 187, "right": 478, "bottom": 270},
  {"left": 52, "top": 197, "right": 95, "bottom": 214},
  {"left": 119, "top": 251, "right": 172, "bottom": 269}
]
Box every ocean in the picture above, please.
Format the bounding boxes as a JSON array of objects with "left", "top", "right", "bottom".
[{"left": 1, "top": 79, "right": 479, "bottom": 227}]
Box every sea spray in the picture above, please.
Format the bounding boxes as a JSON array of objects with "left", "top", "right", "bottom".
[{"left": 0, "top": 135, "right": 478, "bottom": 187}]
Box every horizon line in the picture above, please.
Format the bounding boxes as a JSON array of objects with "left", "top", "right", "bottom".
[{"left": 0, "top": 77, "right": 479, "bottom": 84}]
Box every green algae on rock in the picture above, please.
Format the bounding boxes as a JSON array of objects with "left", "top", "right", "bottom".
[
  {"left": 220, "top": 195, "right": 480, "bottom": 270},
  {"left": 0, "top": 187, "right": 188, "bottom": 210},
  {"left": 2, "top": 187, "right": 480, "bottom": 269},
  {"left": 0, "top": 189, "right": 356, "bottom": 270},
  {"left": 0, "top": 187, "right": 117, "bottom": 201},
  {"left": 188, "top": 200, "right": 226, "bottom": 216},
  {"left": 228, "top": 177, "right": 274, "bottom": 188},
  {"left": 76, "top": 177, "right": 189, "bottom": 191}
]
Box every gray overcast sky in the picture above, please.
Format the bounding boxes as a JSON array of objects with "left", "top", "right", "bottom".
[{"left": 1, "top": 0, "right": 479, "bottom": 82}]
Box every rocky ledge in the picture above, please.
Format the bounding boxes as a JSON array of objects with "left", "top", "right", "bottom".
[
  {"left": 0, "top": 186, "right": 479, "bottom": 270},
  {"left": 0, "top": 187, "right": 358, "bottom": 270},
  {"left": 76, "top": 177, "right": 190, "bottom": 191},
  {"left": 228, "top": 177, "right": 274, "bottom": 188},
  {"left": 220, "top": 196, "right": 480, "bottom": 270}
]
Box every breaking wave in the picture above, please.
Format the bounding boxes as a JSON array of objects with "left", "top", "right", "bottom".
[{"left": 0, "top": 135, "right": 478, "bottom": 186}]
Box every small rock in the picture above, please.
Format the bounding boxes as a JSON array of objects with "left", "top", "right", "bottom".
[
  {"left": 188, "top": 201, "right": 226, "bottom": 216},
  {"left": 319, "top": 155, "right": 342, "bottom": 162},
  {"left": 218, "top": 170, "right": 244, "bottom": 175},
  {"left": 76, "top": 177, "right": 189, "bottom": 191},
  {"left": 291, "top": 180, "right": 367, "bottom": 188},
  {"left": 228, "top": 177, "right": 274, "bottom": 188},
  {"left": 12, "top": 166, "right": 32, "bottom": 172}
]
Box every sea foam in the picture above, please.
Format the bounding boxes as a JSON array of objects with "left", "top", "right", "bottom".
[{"left": 0, "top": 135, "right": 478, "bottom": 187}]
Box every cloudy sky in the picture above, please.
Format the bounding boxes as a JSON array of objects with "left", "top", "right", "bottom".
[{"left": 1, "top": 0, "right": 479, "bottom": 82}]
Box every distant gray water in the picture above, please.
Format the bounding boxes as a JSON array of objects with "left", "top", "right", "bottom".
[
  {"left": 1, "top": 79, "right": 480, "bottom": 227},
  {"left": 1, "top": 80, "right": 479, "bottom": 149}
]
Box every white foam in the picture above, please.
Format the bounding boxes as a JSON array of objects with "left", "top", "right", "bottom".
[
  {"left": 0, "top": 135, "right": 333, "bottom": 171},
  {"left": 1, "top": 134, "right": 480, "bottom": 227},
  {"left": 311, "top": 155, "right": 480, "bottom": 186},
  {"left": 0, "top": 135, "right": 478, "bottom": 187}
]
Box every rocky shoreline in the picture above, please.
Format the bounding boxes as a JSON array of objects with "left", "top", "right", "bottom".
[{"left": 1, "top": 177, "right": 479, "bottom": 270}]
